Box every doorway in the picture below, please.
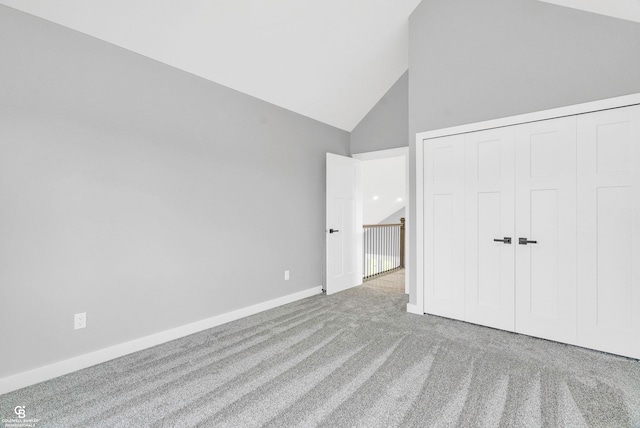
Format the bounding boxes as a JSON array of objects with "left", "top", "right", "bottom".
[{"left": 352, "top": 147, "right": 409, "bottom": 294}]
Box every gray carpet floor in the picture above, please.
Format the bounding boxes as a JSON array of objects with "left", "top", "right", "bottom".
[{"left": 2, "top": 269, "right": 639, "bottom": 427}]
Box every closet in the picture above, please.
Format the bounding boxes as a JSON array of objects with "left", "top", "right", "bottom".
[{"left": 415, "top": 95, "right": 640, "bottom": 359}]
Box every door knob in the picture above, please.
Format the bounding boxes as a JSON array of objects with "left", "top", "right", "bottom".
[
  {"left": 518, "top": 237, "right": 537, "bottom": 245},
  {"left": 493, "top": 237, "right": 512, "bottom": 244},
  {"left": 329, "top": 229, "right": 340, "bottom": 234}
]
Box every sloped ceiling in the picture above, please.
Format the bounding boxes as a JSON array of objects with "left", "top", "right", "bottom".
[
  {"left": 2, "top": 1, "right": 638, "bottom": 131},
  {"left": 0, "top": 0, "right": 421, "bottom": 131},
  {"left": 537, "top": 0, "right": 640, "bottom": 23}
]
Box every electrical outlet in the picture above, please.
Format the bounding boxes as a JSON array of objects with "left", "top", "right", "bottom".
[
  {"left": 74, "top": 312, "right": 86, "bottom": 330},
  {"left": 284, "top": 270, "right": 290, "bottom": 280}
]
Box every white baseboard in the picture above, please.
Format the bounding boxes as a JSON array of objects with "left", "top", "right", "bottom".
[
  {"left": 0, "top": 286, "right": 323, "bottom": 395},
  {"left": 406, "top": 303, "right": 423, "bottom": 315}
]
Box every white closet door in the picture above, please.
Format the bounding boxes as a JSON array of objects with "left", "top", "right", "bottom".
[
  {"left": 464, "top": 127, "right": 516, "bottom": 331},
  {"left": 424, "top": 134, "right": 465, "bottom": 320},
  {"left": 514, "top": 117, "right": 577, "bottom": 344},
  {"left": 576, "top": 105, "right": 640, "bottom": 359}
]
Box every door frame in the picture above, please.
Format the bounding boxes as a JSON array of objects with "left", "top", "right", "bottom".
[{"left": 352, "top": 147, "right": 410, "bottom": 294}]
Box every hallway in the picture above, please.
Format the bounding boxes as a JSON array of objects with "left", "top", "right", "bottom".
[{"left": 363, "top": 268, "right": 405, "bottom": 295}]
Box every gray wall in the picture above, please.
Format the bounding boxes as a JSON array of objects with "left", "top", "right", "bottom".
[
  {"left": 408, "top": 0, "right": 640, "bottom": 304},
  {"left": 0, "top": 6, "right": 349, "bottom": 378},
  {"left": 350, "top": 71, "right": 408, "bottom": 154}
]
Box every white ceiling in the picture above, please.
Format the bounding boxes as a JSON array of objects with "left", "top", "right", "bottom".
[
  {"left": 362, "top": 157, "right": 406, "bottom": 225},
  {"left": 0, "top": 0, "right": 421, "bottom": 131},
  {"left": 538, "top": 0, "right": 640, "bottom": 23},
  {"left": 3, "top": 1, "right": 638, "bottom": 131}
]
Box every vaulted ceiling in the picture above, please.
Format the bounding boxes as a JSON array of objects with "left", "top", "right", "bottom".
[
  {"left": 1, "top": 1, "right": 638, "bottom": 131},
  {"left": 0, "top": 0, "right": 421, "bottom": 131},
  {"left": 539, "top": 0, "right": 640, "bottom": 24}
]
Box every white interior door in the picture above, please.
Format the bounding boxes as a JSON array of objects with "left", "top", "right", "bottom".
[
  {"left": 576, "top": 105, "right": 640, "bottom": 359},
  {"left": 515, "top": 117, "right": 577, "bottom": 344},
  {"left": 423, "top": 134, "right": 465, "bottom": 319},
  {"left": 326, "top": 153, "right": 363, "bottom": 295},
  {"left": 464, "top": 127, "right": 516, "bottom": 331}
]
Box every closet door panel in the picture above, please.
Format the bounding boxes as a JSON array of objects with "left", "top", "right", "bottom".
[
  {"left": 424, "top": 135, "right": 465, "bottom": 320},
  {"left": 515, "top": 117, "right": 577, "bottom": 344},
  {"left": 577, "top": 105, "right": 640, "bottom": 359},
  {"left": 464, "top": 127, "right": 516, "bottom": 331}
]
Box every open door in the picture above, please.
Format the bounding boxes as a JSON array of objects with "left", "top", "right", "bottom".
[{"left": 326, "top": 153, "right": 363, "bottom": 295}]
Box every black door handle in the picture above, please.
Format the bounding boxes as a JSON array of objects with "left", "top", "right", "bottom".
[
  {"left": 493, "top": 237, "right": 511, "bottom": 244},
  {"left": 519, "top": 237, "right": 537, "bottom": 245},
  {"left": 329, "top": 229, "right": 340, "bottom": 234}
]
